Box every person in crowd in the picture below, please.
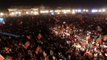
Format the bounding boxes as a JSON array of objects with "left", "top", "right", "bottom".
[{"left": 0, "top": 14, "right": 107, "bottom": 60}]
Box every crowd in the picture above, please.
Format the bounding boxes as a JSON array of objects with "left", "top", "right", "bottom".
[{"left": 0, "top": 14, "right": 107, "bottom": 60}]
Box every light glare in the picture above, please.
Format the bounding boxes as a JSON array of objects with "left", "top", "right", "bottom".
[
  {"left": 0, "top": 13, "right": 4, "bottom": 16},
  {"left": 91, "top": 9, "right": 98, "bottom": 13}
]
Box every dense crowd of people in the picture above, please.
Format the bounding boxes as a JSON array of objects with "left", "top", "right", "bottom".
[{"left": 0, "top": 14, "right": 107, "bottom": 60}]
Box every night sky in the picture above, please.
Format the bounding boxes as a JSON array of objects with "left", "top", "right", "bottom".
[{"left": 0, "top": 0, "right": 107, "bottom": 8}]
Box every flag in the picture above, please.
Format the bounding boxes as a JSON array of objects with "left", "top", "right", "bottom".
[
  {"left": 24, "top": 41, "right": 30, "bottom": 49},
  {"left": 97, "top": 26, "right": 102, "bottom": 32},
  {"left": 35, "top": 46, "right": 42, "bottom": 55},
  {"left": 86, "top": 36, "right": 91, "bottom": 40},
  {"left": 5, "top": 55, "right": 12, "bottom": 60},
  {"left": 95, "top": 36, "right": 103, "bottom": 43},
  {"left": 18, "top": 42, "right": 22, "bottom": 46},
  {"left": 88, "top": 44, "right": 93, "bottom": 49},
  {"left": 53, "top": 17, "right": 60, "bottom": 22},
  {"left": 4, "top": 47, "right": 11, "bottom": 53},
  {"left": 37, "top": 33, "right": 43, "bottom": 40},
  {"left": 26, "top": 36, "right": 32, "bottom": 41},
  {"left": 103, "top": 35, "right": 107, "bottom": 40},
  {"left": 105, "top": 49, "right": 107, "bottom": 53},
  {"left": 0, "top": 54, "right": 4, "bottom": 60}
]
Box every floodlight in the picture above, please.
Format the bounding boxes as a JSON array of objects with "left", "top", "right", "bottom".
[
  {"left": 91, "top": 9, "right": 98, "bottom": 13},
  {"left": 75, "top": 9, "right": 78, "bottom": 12},
  {"left": 102, "top": 9, "right": 106, "bottom": 12},
  {"left": 83, "top": 9, "right": 86, "bottom": 12},
  {"left": 51, "top": 12, "right": 55, "bottom": 15},
  {"left": 57, "top": 12, "right": 60, "bottom": 14},
  {"left": 0, "top": 13, "right": 4, "bottom": 16},
  {"left": 26, "top": 12, "right": 29, "bottom": 14},
  {"left": 55, "top": 10, "right": 61, "bottom": 13},
  {"left": 85, "top": 9, "right": 89, "bottom": 12},
  {"left": 15, "top": 12, "right": 18, "bottom": 14},
  {"left": 98, "top": 10, "right": 102, "bottom": 12},
  {"left": 10, "top": 12, "right": 15, "bottom": 16},
  {"left": 0, "top": 18, "right": 5, "bottom": 24},
  {"left": 18, "top": 12, "right": 21, "bottom": 14},
  {"left": 77, "top": 9, "right": 82, "bottom": 12},
  {"left": 83, "top": 9, "right": 89, "bottom": 12},
  {"left": 72, "top": 10, "right": 76, "bottom": 14},
  {"left": 50, "top": 10, "right": 54, "bottom": 13},
  {"left": 34, "top": 12, "right": 39, "bottom": 15},
  {"left": 31, "top": 11, "right": 33, "bottom": 13},
  {"left": 55, "top": 10, "right": 61, "bottom": 14},
  {"left": 40, "top": 10, "right": 49, "bottom": 13},
  {"left": 62, "top": 9, "right": 71, "bottom": 14}
]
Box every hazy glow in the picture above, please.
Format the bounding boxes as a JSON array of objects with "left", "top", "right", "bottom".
[
  {"left": 10, "top": 12, "right": 15, "bottom": 16},
  {"left": 0, "top": 13, "right": 4, "bottom": 16},
  {"left": 55, "top": 10, "right": 61, "bottom": 14},
  {"left": 83, "top": 9, "right": 86, "bottom": 12},
  {"left": 0, "top": 8, "right": 107, "bottom": 16},
  {"left": 31, "top": 11, "right": 33, "bottom": 13},
  {"left": 77, "top": 9, "right": 82, "bottom": 12},
  {"left": 72, "top": 10, "right": 76, "bottom": 14},
  {"left": 74, "top": 9, "right": 78, "bottom": 12},
  {"left": 102, "top": 9, "right": 106, "bottom": 12},
  {"left": 83, "top": 9, "right": 89, "bottom": 12},
  {"left": 91, "top": 9, "right": 98, "bottom": 13},
  {"left": 57, "top": 12, "right": 60, "bottom": 14},
  {"left": 50, "top": 10, "right": 54, "bottom": 12},
  {"left": 34, "top": 12, "right": 39, "bottom": 15},
  {"left": 98, "top": 10, "right": 102, "bottom": 12},
  {"left": 62, "top": 9, "right": 71, "bottom": 14},
  {"left": 85, "top": 10, "right": 89, "bottom": 12},
  {"left": 49, "top": 10, "right": 54, "bottom": 14},
  {"left": 97, "top": 9, "right": 106, "bottom": 12},
  {"left": 26, "top": 12, "right": 29, "bottom": 14},
  {"left": 32, "top": 8, "right": 38, "bottom": 10},
  {"left": 17, "top": 12, "right": 21, "bottom": 14},
  {"left": 55, "top": 10, "right": 61, "bottom": 13},
  {"left": 40, "top": 10, "right": 49, "bottom": 13}
]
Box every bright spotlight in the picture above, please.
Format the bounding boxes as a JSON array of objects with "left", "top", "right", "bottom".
[
  {"left": 15, "top": 11, "right": 21, "bottom": 15},
  {"left": 55, "top": 10, "right": 61, "bottom": 12},
  {"left": 55, "top": 10, "right": 61, "bottom": 14},
  {"left": 83, "top": 9, "right": 86, "bottom": 12},
  {"left": 0, "top": 18, "right": 5, "bottom": 24},
  {"left": 15, "top": 12, "right": 18, "bottom": 14},
  {"left": 18, "top": 12, "right": 21, "bottom": 14},
  {"left": 83, "top": 9, "right": 89, "bottom": 12},
  {"left": 57, "top": 12, "right": 60, "bottom": 14},
  {"left": 50, "top": 10, "right": 54, "bottom": 15},
  {"left": 77, "top": 9, "right": 82, "bottom": 12},
  {"left": 102, "top": 9, "right": 106, "bottom": 12},
  {"left": 0, "top": 13, "right": 4, "bottom": 16},
  {"left": 34, "top": 12, "right": 39, "bottom": 15},
  {"left": 98, "top": 10, "right": 102, "bottom": 12},
  {"left": 74, "top": 9, "right": 78, "bottom": 12},
  {"left": 62, "top": 9, "right": 71, "bottom": 14},
  {"left": 40, "top": 10, "right": 49, "bottom": 13},
  {"left": 72, "top": 10, "right": 76, "bottom": 14},
  {"left": 26, "top": 12, "right": 29, "bottom": 14},
  {"left": 91, "top": 9, "right": 98, "bottom": 13},
  {"left": 50, "top": 10, "right": 54, "bottom": 13},
  {"left": 51, "top": 12, "right": 55, "bottom": 15},
  {"left": 63, "top": 11, "right": 67, "bottom": 14},
  {"left": 85, "top": 9, "right": 89, "bottom": 12},
  {"left": 31, "top": 11, "right": 33, "bottom": 13},
  {"left": 10, "top": 12, "right": 15, "bottom": 16}
]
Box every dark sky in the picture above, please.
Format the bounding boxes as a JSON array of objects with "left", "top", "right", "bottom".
[{"left": 0, "top": 0, "right": 107, "bottom": 8}]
